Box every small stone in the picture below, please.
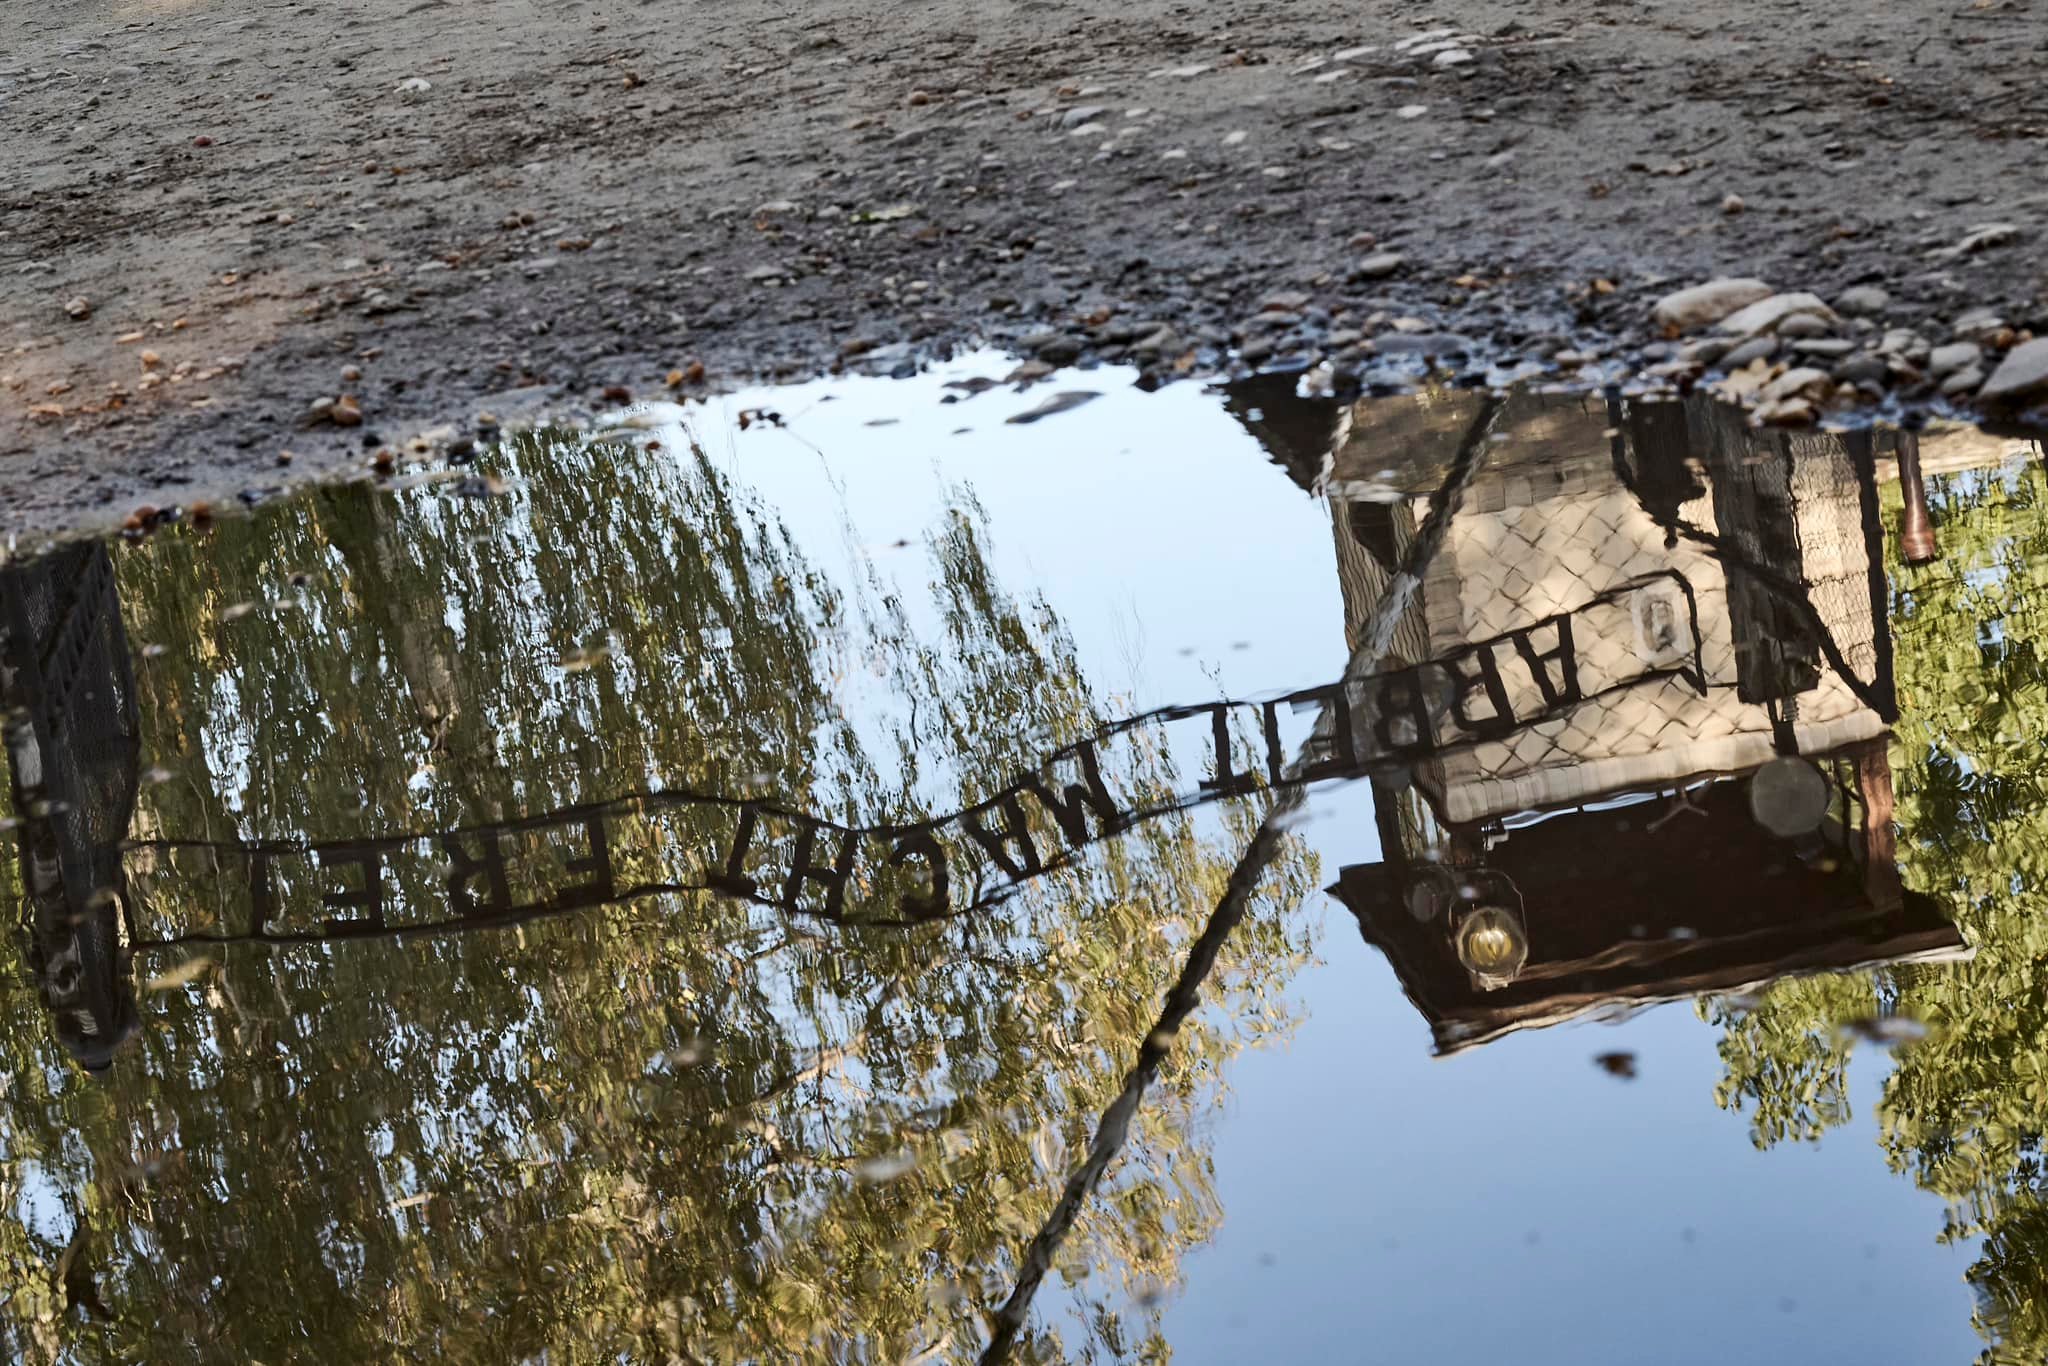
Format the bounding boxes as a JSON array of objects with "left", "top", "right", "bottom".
[
  {"left": 1035, "top": 335, "right": 1083, "bottom": 365},
  {"left": 1396, "top": 104, "right": 1428, "bottom": 119},
  {"left": 1979, "top": 338, "right": 2048, "bottom": 406},
  {"left": 1832, "top": 354, "right": 1888, "bottom": 386},
  {"left": 395, "top": 77, "right": 432, "bottom": 95},
  {"left": 1721, "top": 194, "right": 1745, "bottom": 215},
  {"left": 1834, "top": 285, "right": 1889, "bottom": 316},
  {"left": 1680, "top": 337, "right": 1731, "bottom": 365},
  {"left": 1263, "top": 291, "right": 1312, "bottom": 312},
  {"left": 1936, "top": 222, "right": 2019, "bottom": 259},
  {"left": 1722, "top": 336, "right": 1779, "bottom": 368},
  {"left": 1061, "top": 105, "right": 1106, "bottom": 128},
  {"left": 1879, "top": 328, "right": 1929, "bottom": 363},
  {"left": 192, "top": 135, "right": 213, "bottom": 147},
  {"left": 1754, "top": 396, "right": 1816, "bottom": 426},
  {"left": 1717, "top": 292, "right": 1839, "bottom": 339},
  {"left": 754, "top": 199, "right": 800, "bottom": 216},
  {"left": 1952, "top": 309, "right": 2007, "bottom": 341},
  {"left": 139, "top": 349, "right": 162, "bottom": 369},
  {"left": 63, "top": 296, "right": 91, "bottom": 320},
  {"left": 1941, "top": 366, "right": 1985, "bottom": 397},
  {"left": 1353, "top": 252, "right": 1405, "bottom": 280},
  {"left": 1372, "top": 332, "right": 1470, "bottom": 356},
  {"left": 906, "top": 90, "right": 932, "bottom": 107},
  {"left": 1650, "top": 278, "right": 1773, "bottom": 333},
  {"left": 1928, "top": 342, "right": 1982, "bottom": 377},
  {"left": 331, "top": 394, "right": 362, "bottom": 427},
  {"left": 1432, "top": 48, "right": 1474, "bottom": 67},
  {"left": 1792, "top": 338, "right": 1855, "bottom": 359},
  {"left": 1131, "top": 325, "right": 1181, "bottom": 357},
  {"left": 1761, "top": 367, "right": 1832, "bottom": 403},
  {"left": 1775, "top": 313, "right": 1832, "bottom": 339},
  {"left": 341, "top": 364, "right": 362, "bottom": 382}
]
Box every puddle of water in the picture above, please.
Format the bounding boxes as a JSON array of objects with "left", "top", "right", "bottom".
[{"left": 0, "top": 350, "right": 2044, "bottom": 1362}]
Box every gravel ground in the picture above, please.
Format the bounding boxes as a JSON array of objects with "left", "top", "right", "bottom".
[{"left": 4, "top": 0, "right": 2046, "bottom": 535}]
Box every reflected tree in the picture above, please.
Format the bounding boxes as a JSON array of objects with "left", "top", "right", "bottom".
[
  {"left": 0, "top": 427, "right": 1317, "bottom": 1363},
  {"left": 1703, "top": 449, "right": 2048, "bottom": 1361}
]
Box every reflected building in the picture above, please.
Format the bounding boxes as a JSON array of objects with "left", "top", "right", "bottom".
[
  {"left": 1305, "top": 389, "right": 1974, "bottom": 1053},
  {"left": 0, "top": 542, "right": 142, "bottom": 1071}
]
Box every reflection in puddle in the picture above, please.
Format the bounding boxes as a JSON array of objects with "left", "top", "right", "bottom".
[{"left": 0, "top": 357, "right": 2044, "bottom": 1360}]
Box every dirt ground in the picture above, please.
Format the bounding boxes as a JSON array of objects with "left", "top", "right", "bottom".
[{"left": 3, "top": 0, "right": 2045, "bottom": 536}]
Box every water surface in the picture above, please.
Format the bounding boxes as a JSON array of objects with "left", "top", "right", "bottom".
[{"left": 3, "top": 354, "right": 2044, "bottom": 1363}]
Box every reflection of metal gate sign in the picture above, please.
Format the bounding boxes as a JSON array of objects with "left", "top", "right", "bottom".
[
  {"left": 1341, "top": 570, "right": 1705, "bottom": 767},
  {"left": 125, "top": 574, "right": 1704, "bottom": 944}
]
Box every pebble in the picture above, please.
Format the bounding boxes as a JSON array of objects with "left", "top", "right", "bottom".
[
  {"left": 1928, "top": 342, "right": 1981, "bottom": 377},
  {"left": 1979, "top": 338, "right": 2048, "bottom": 406},
  {"left": 332, "top": 395, "right": 362, "bottom": 427},
  {"left": 1777, "top": 313, "right": 1834, "bottom": 340},
  {"left": 1722, "top": 336, "right": 1779, "bottom": 368},
  {"left": 1131, "top": 325, "right": 1181, "bottom": 357},
  {"left": 1791, "top": 338, "right": 1855, "bottom": 359},
  {"left": 1761, "top": 367, "right": 1832, "bottom": 403},
  {"left": 340, "top": 364, "right": 362, "bottom": 382},
  {"left": 1754, "top": 396, "right": 1816, "bottom": 426},
  {"left": 1433, "top": 49, "right": 1474, "bottom": 67},
  {"left": 1396, "top": 104, "right": 1428, "bottom": 120},
  {"left": 1937, "top": 222, "right": 2019, "bottom": 259},
  {"left": 63, "top": 296, "right": 91, "bottom": 320},
  {"left": 1353, "top": 252, "right": 1405, "bottom": 279},
  {"left": 1717, "top": 292, "right": 1838, "bottom": 339},
  {"left": 1951, "top": 308, "right": 2007, "bottom": 340},
  {"left": 1721, "top": 194, "right": 1745, "bottom": 215},
  {"left": 1941, "top": 366, "right": 1985, "bottom": 397},
  {"left": 1034, "top": 335, "right": 1083, "bottom": 365},
  {"left": 1832, "top": 354, "right": 1888, "bottom": 386},
  {"left": 1879, "top": 328, "right": 1930, "bottom": 364},
  {"left": 1650, "top": 278, "right": 1772, "bottom": 333},
  {"left": 1680, "top": 337, "right": 1731, "bottom": 365},
  {"left": 1372, "top": 332, "right": 1470, "bottom": 356},
  {"left": 1834, "top": 285, "right": 1889, "bottom": 316}
]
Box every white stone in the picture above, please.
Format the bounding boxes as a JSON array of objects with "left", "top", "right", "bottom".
[
  {"left": 1716, "top": 292, "right": 1839, "bottom": 339},
  {"left": 1649, "top": 278, "right": 1773, "bottom": 333},
  {"left": 1761, "top": 367, "right": 1831, "bottom": 403}
]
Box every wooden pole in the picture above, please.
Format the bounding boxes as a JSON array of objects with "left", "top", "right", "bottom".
[{"left": 1896, "top": 430, "right": 1939, "bottom": 565}]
